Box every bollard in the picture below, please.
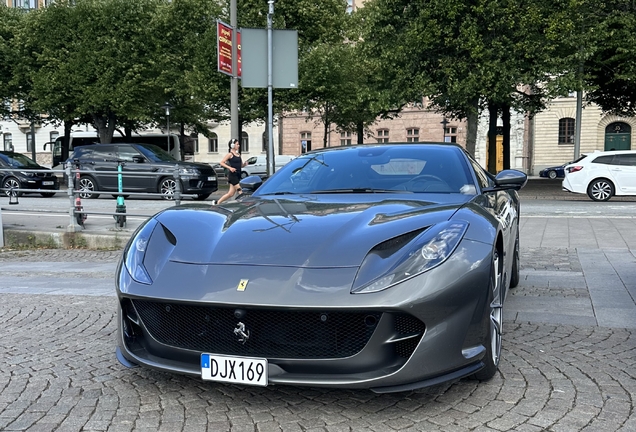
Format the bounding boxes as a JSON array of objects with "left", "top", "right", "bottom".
[
  {"left": 173, "top": 165, "right": 181, "bottom": 206},
  {"left": 66, "top": 163, "right": 82, "bottom": 232},
  {"left": 0, "top": 204, "right": 4, "bottom": 247}
]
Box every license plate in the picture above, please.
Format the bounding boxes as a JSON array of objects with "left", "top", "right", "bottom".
[
  {"left": 208, "top": 176, "right": 216, "bottom": 181},
  {"left": 201, "top": 353, "right": 268, "bottom": 386},
  {"left": 42, "top": 181, "right": 54, "bottom": 186}
]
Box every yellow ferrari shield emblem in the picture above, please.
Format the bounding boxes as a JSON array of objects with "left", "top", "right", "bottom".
[{"left": 237, "top": 279, "right": 249, "bottom": 291}]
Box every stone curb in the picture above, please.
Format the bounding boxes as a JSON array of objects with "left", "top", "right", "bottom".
[{"left": 2, "top": 229, "right": 129, "bottom": 250}]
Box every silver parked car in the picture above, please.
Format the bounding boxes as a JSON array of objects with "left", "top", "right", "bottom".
[{"left": 115, "top": 143, "right": 527, "bottom": 393}]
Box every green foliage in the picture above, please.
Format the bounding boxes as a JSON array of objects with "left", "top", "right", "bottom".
[{"left": 0, "top": 7, "right": 26, "bottom": 118}]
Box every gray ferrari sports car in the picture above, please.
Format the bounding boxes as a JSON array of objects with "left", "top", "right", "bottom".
[{"left": 116, "top": 143, "right": 527, "bottom": 393}]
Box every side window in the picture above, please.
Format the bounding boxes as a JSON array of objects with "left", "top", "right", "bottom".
[
  {"left": 592, "top": 155, "right": 616, "bottom": 165},
  {"left": 117, "top": 145, "right": 142, "bottom": 162},
  {"left": 92, "top": 146, "right": 118, "bottom": 161},
  {"left": 246, "top": 157, "right": 258, "bottom": 165},
  {"left": 615, "top": 154, "right": 636, "bottom": 166},
  {"left": 469, "top": 158, "right": 491, "bottom": 189}
]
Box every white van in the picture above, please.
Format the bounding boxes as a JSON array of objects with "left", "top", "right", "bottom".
[{"left": 241, "top": 155, "right": 294, "bottom": 178}]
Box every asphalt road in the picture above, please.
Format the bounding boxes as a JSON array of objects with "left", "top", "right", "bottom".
[{"left": 0, "top": 178, "right": 635, "bottom": 431}]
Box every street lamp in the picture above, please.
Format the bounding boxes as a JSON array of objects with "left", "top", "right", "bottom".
[
  {"left": 440, "top": 117, "right": 449, "bottom": 142},
  {"left": 162, "top": 102, "right": 174, "bottom": 154}
]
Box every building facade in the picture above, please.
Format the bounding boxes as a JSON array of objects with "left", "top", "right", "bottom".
[{"left": 530, "top": 96, "right": 635, "bottom": 174}]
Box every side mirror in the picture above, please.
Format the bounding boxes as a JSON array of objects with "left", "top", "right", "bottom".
[
  {"left": 488, "top": 169, "right": 528, "bottom": 191},
  {"left": 132, "top": 155, "right": 144, "bottom": 163},
  {"left": 239, "top": 175, "right": 264, "bottom": 192}
]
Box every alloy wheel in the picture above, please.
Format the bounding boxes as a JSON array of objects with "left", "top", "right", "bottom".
[
  {"left": 589, "top": 180, "right": 613, "bottom": 201},
  {"left": 78, "top": 177, "right": 95, "bottom": 199},
  {"left": 160, "top": 179, "right": 176, "bottom": 200},
  {"left": 3, "top": 178, "right": 20, "bottom": 197},
  {"left": 489, "top": 251, "right": 503, "bottom": 367}
]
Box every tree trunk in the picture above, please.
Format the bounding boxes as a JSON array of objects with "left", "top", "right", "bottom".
[
  {"left": 464, "top": 98, "right": 479, "bottom": 157},
  {"left": 487, "top": 102, "right": 498, "bottom": 174},
  {"left": 502, "top": 104, "right": 511, "bottom": 170},
  {"left": 93, "top": 112, "right": 116, "bottom": 144},
  {"left": 323, "top": 103, "right": 329, "bottom": 148},
  {"left": 357, "top": 121, "right": 364, "bottom": 144}
]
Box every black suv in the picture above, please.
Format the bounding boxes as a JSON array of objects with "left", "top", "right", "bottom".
[
  {"left": 69, "top": 143, "right": 217, "bottom": 200},
  {"left": 0, "top": 151, "right": 60, "bottom": 197}
]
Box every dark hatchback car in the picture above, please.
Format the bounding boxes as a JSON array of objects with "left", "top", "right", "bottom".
[
  {"left": 0, "top": 151, "right": 59, "bottom": 197},
  {"left": 69, "top": 143, "right": 217, "bottom": 200}
]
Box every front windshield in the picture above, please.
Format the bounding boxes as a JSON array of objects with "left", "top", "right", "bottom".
[
  {"left": 254, "top": 145, "right": 475, "bottom": 196},
  {"left": 136, "top": 144, "right": 177, "bottom": 162},
  {"left": 0, "top": 152, "right": 39, "bottom": 168}
]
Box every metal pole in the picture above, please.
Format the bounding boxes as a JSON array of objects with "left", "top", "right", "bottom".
[
  {"left": 167, "top": 112, "right": 170, "bottom": 154},
  {"left": 266, "top": 0, "right": 275, "bottom": 177},
  {"left": 574, "top": 89, "right": 583, "bottom": 159},
  {"left": 230, "top": 0, "right": 239, "bottom": 141},
  {"left": 30, "top": 122, "right": 36, "bottom": 162}
]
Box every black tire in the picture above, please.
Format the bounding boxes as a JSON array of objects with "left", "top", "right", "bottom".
[
  {"left": 510, "top": 233, "right": 520, "bottom": 289},
  {"left": 192, "top": 193, "right": 211, "bottom": 201},
  {"left": 40, "top": 192, "right": 57, "bottom": 198},
  {"left": 3, "top": 177, "right": 23, "bottom": 197},
  {"left": 116, "top": 214, "right": 126, "bottom": 228},
  {"left": 587, "top": 178, "right": 614, "bottom": 202},
  {"left": 159, "top": 178, "right": 177, "bottom": 200},
  {"left": 79, "top": 176, "right": 99, "bottom": 199},
  {"left": 548, "top": 170, "right": 557, "bottom": 179},
  {"left": 473, "top": 249, "right": 503, "bottom": 381}
]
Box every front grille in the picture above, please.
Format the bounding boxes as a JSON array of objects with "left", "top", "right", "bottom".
[{"left": 132, "top": 300, "right": 381, "bottom": 359}]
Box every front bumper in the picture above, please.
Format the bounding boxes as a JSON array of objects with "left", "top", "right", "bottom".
[
  {"left": 181, "top": 175, "right": 218, "bottom": 194},
  {"left": 116, "top": 239, "right": 494, "bottom": 392}
]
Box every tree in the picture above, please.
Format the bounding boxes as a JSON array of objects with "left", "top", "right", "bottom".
[
  {"left": 0, "top": 7, "right": 26, "bottom": 120},
  {"left": 359, "top": 0, "right": 561, "bottom": 169},
  {"left": 582, "top": 0, "right": 636, "bottom": 116},
  {"left": 18, "top": 0, "right": 166, "bottom": 144}
]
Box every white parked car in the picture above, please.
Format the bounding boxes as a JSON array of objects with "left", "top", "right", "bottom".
[
  {"left": 562, "top": 150, "right": 636, "bottom": 201},
  {"left": 241, "top": 155, "right": 295, "bottom": 178}
]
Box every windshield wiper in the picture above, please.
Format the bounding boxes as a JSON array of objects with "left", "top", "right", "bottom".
[
  {"left": 292, "top": 155, "right": 329, "bottom": 174},
  {"left": 262, "top": 191, "right": 296, "bottom": 195},
  {"left": 310, "top": 188, "right": 410, "bottom": 194}
]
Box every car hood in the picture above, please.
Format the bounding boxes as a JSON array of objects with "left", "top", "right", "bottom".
[{"left": 153, "top": 194, "right": 470, "bottom": 268}]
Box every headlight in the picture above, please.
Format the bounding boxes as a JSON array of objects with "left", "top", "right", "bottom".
[
  {"left": 124, "top": 218, "right": 158, "bottom": 284},
  {"left": 353, "top": 221, "right": 469, "bottom": 294},
  {"left": 20, "top": 171, "right": 35, "bottom": 177},
  {"left": 179, "top": 167, "right": 200, "bottom": 176}
]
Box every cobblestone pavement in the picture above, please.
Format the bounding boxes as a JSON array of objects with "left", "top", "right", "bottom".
[{"left": 0, "top": 248, "right": 635, "bottom": 432}]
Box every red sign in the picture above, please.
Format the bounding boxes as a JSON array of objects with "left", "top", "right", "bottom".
[{"left": 217, "top": 21, "right": 241, "bottom": 78}]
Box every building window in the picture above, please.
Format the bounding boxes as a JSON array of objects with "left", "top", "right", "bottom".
[
  {"left": 445, "top": 126, "right": 457, "bottom": 143},
  {"left": 262, "top": 131, "right": 268, "bottom": 152},
  {"left": 376, "top": 129, "right": 389, "bottom": 143},
  {"left": 27, "top": 132, "right": 34, "bottom": 152},
  {"left": 300, "top": 132, "right": 311, "bottom": 153},
  {"left": 241, "top": 131, "right": 250, "bottom": 153},
  {"left": 558, "top": 118, "right": 575, "bottom": 144},
  {"left": 346, "top": 0, "right": 354, "bottom": 13},
  {"left": 208, "top": 133, "right": 218, "bottom": 153},
  {"left": 49, "top": 131, "right": 59, "bottom": 144},
  {"left": 13, "top": 0, "right": 37, "bottom": 9},
  {"left": 3, "top": 133, "right": 13, "bottom": 151},
  {"left": 406, "top": 128, "right": 419, "bottom": 142},
  {"left": 340, "top": 131, "right": 352, "bottom": 146}
]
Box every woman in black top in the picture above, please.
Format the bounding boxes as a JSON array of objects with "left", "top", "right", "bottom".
[{"left": 216, "top": 138, "right": 247, "bottom": 205}]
